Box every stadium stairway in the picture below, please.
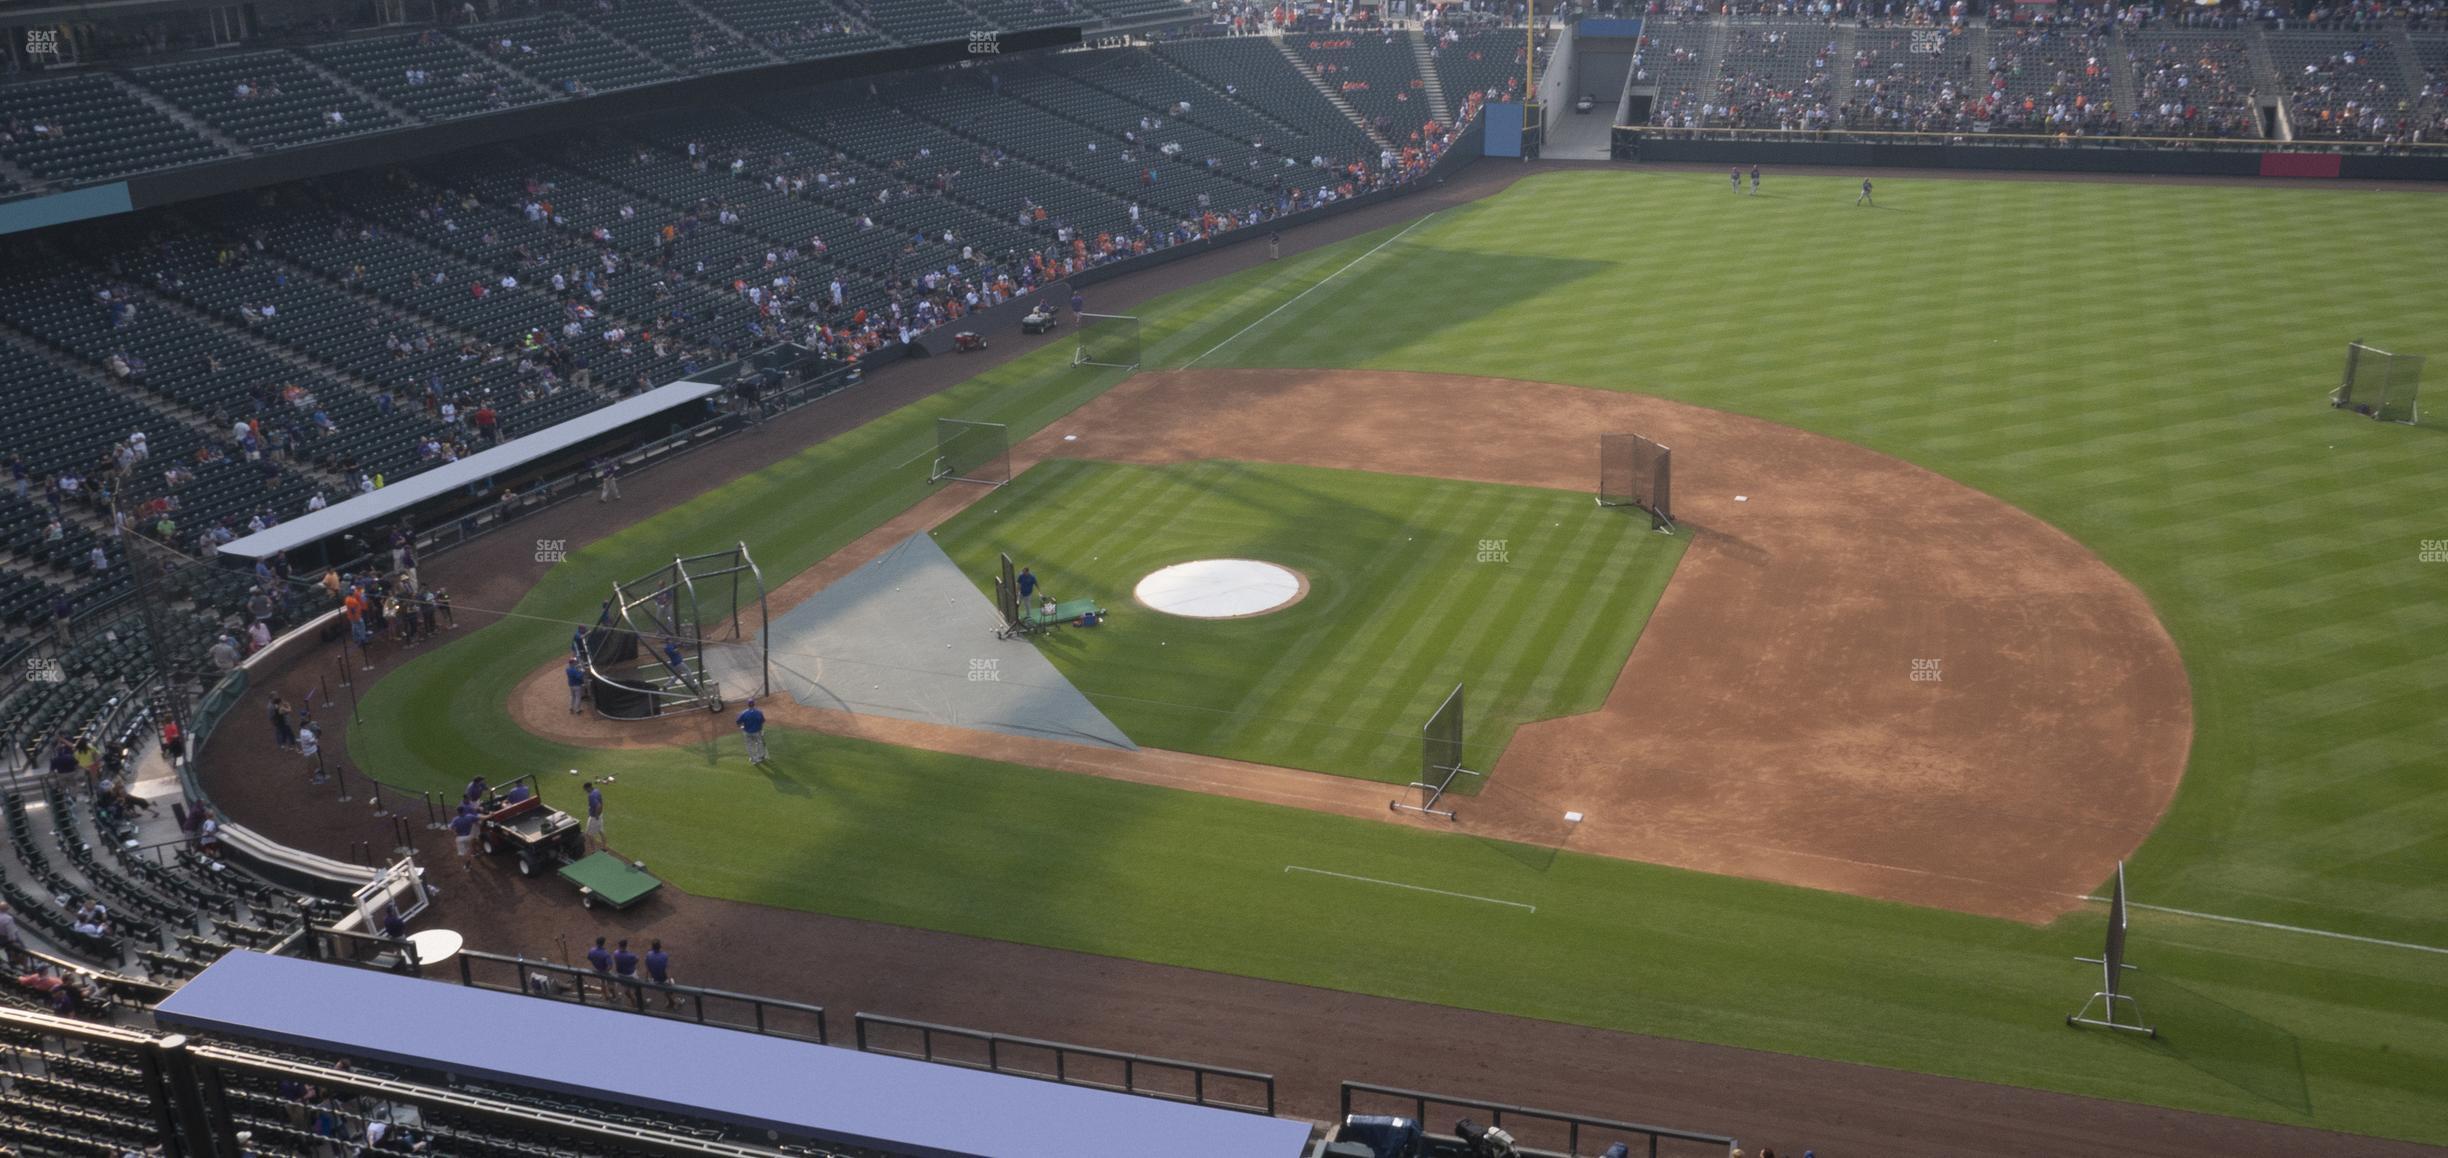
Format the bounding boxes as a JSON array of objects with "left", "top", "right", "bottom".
[
  {"left": 285, "top": 48, "right": 426, "bottom": 130},
  {"left": 256, "top": 180, "right": 709, "bottom": 402},
  {"left": 669, "top": 0, "right": 785, "bottom": 57},
  {"left": 1694, "top": 16, "right": 1733, "bottom": 107},
  {"left": 884, "top": 79, "right": 1199, "bottom": 226},
  {"left": 991, "top": 65, "right": 1279, "bottom": 203},
  {"left": 613, "top": 108, "right": 1026, "bottom": 283},
  {"left": 1275, "top": 36, "right": 1396, "bottom": 151},
  {"left": 45, "top": 251, "right": 378, "bottom": 494},
  {"left": 2262, "top": 29, "right": 2413, "bottom": 140},
  {"left": 589, "top": 0, "right": 784, "bottom": 73},
  {"left": 2385, "top": 24, "right": 2430, "bottom": 103},
  {"left": 1142, "top": 39, "right": 1379, "bottom": 163},
  {"left": 128, "top": 50, "right": 407, "bottom": 153},
  {"left": 0, "top": 316, "right": 230, "bottom": 475},
  {"left": 2108, "top": 28, "right": 2143, "bottom": 122},
  {"left": 301, "top": 31, "right": 562, "bottom": 121},
  {"left": 2243, "top": 26, "right": 2293, "bottom": 139},
  {"left": 454, "top": 13, "right": 684, "bottom": 97},
  {"left": 101, "top": 70, "right": 246, "bottom": 158},
  {"left": 1412, "top": 34, "right": 1455, "bottom": 125},
  {"left": 688, "top": 0, "right": 894, "bottom": 62},
  {"left": 1822, "top": 24, "right": 1860, "bottom": 102}
]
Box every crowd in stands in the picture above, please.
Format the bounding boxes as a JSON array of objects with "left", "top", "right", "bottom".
[
  {"left": 1715, "top": 26, "right": 1839, "bottom": 129},
  {"left": 2274, "top": 35, "right": 2415, "bottom": 137},
  {"left": 1636, "top": 4, "right": 2446, "bottom": 142},
  {"left": 0, "top": 39, "right": 1470, "bottom": 754},
  {"left": 2127, "top": 34, "right": 2260, "bottom": 135},
  {"left": 1982, "top": 25, "right": 2118, "bottom": 132},
  {"left": 1645, "top": 0, "right": 1966, "bottom": 27}
]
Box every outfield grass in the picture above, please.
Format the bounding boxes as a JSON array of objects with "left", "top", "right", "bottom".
[
  {"left": 926, "top": 458, "right": 1686, "bottom": 782},
  {"left": 349, "top": 170, "right": 2448, "bottom": 1143}
]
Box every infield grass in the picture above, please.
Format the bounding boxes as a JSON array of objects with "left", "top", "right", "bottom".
[
  {"left": 351, "top": 170, "right": 2448, "bottom": 1144},
  {"left": 926, "top": 458, "right": 1686, "bottom": 782}
]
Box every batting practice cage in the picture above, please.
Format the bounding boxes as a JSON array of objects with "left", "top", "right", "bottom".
[
  {"left": 1598, "top": 432, "right": 1676, "bottom": 531},
  {"left": 581, "top": 544, "right": 767, "bottom": 719},
  {"left": 2331, "top": 341, "right": 2424, "bottom": 424},
  {"left": 930, "top": 418, "right": 1011, "bottom": 487},
  {"left": 1073, "top": 313, "right": 1142, "bottom": 370},
  {"left": 1392, "top": 683, "right": 1480, "bottom": 820}
]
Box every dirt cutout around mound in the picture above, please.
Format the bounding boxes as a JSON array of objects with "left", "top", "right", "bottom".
[{"left": 512, "top": 370, "right": 2191, "bottom": 923}]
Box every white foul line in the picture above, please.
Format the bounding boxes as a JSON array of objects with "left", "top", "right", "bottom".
[
  {"left": 1181, "top": 212, "right": 1441, "bottom": 370},
  {"left": 2083, "top": 896, "right": 2448, "bottom": 957},
  {"left": 1285, "top": 865, "right": 1535, "bottom": 912}
]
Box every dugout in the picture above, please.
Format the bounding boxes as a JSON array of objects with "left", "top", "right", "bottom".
[{"left": 157, "top": 952, "right": 1313, "bottom": 1158}]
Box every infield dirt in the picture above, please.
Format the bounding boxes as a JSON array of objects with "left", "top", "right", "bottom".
[{"left": 509, "top": 368, "right": 2193, "bottom": 924}]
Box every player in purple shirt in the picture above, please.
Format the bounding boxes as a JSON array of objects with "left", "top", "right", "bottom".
[
  {"left": 583, "top": 781, "right": 605, "bottom": 853},
  {"left": 644, "top": 939, "right": 675, "bottom": 1008},
  {"left": 586, "top": 936, "right": 613, "bottom": 998},
  {"left": 449, "top": 807, "right": 479, "bottom": 871},
  {"left": 612, "top": 940, "right": 641, "bottom": 1005}
]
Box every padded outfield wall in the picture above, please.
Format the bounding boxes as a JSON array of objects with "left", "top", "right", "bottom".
[{"left": 1611, "top": 130, "right": 2448, "bottom": 181}]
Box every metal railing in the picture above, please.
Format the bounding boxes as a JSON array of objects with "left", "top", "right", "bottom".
[
  {"left": 1339, "top": 1081, "right": 1734, "bottom": 1158},
  {"left": 852, "top": 1011, "right": 1277, "bottom": 1116},
  {"left": 0, "top": 1003, "right": 825, "bottom": 1158},
  {"left": 403, "top": 356, "right": 857, "bottom": 564},
  {"left": 307, "top": 926, "right": 828, "bottom": 1045}
]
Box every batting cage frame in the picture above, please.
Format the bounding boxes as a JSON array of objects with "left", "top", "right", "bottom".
[
  {"left": 930, "top": 418, "right": 1011, "bottom": 487},
  {"left": 2331, "top": 341, "right": 2424, "bottom": 424},
  {"left": 582, "top": 543, "right": 767, "bottom": 719},
  {"left": 1392, "top": 683, "right": 1479, "bottom": 820},
  {"left": 2067, "top": 861, "right": 2156, "bottom": 1037},
  {"left": 1073, "top": 313, "right": 1142, "bottom": 370},
  {"left": 1597, "top": 433, "right": 1675, "bottom": 532}
]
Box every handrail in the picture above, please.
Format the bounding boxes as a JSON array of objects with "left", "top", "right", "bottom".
[
  {"left": 852, "top": 1011, "right": 1276, "bottom": 1116},
  {"left": 16, "top": 943, "right": 179, "bottom": 1007},
  {"left": 1339, "top": 1081, "right": 1733, "bottom": 1158},
  {"left": 306, "top": 926, "right": 828, "bottom": 1044},
  {"left": 183, "top": 1042, "right": 813, "bottom": 1158}
]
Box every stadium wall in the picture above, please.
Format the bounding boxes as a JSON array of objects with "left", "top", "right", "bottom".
[{"left": 1611, "top": 133, "right": 2448, "bottom": 181}]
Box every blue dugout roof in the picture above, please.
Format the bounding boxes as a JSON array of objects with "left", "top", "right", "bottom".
[{"left": 155, "top": 952, "right": 1311, "bottom": 1158}]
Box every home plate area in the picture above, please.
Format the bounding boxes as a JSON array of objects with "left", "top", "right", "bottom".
[{"left": 724, "top": 532, "right": 1136, "bottom": 751}]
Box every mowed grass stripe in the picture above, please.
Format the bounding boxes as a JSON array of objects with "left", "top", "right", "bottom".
[
  {"left": 1451, "top": 501, "right": 1644, "bottom": 759},
  {"left": 1254, "top": 481, "right": 1509, "bottom": 771},
  {"left": 1309, "top": 486, "right": 1519, "bottom": 769},
  {"left": 933, "top": 462, "right": 1682, "bottom": 782},
  {"left": 350, "top": 173, "right": 2448, "bottom": 1144}
]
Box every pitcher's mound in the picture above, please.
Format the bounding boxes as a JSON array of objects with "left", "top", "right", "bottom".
[{"left": 1134, "top": 559, "right": 1308, "bottom": 619}]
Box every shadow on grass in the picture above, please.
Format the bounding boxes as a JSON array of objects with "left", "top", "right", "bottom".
[
  {"left": 1216, "top": 247, "right": 1614, "bottom": 369},
  {"left": 2111, "top": 970, "right": 2313, "bottom": 1116},
  {"left": 760, "top": 758, "right": 813, "bottom": 797},
  {"left": 1469, "top": 833, "right": 1562, "bottom": 874}
]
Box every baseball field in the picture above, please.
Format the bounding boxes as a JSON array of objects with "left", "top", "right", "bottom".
[{"left": 349, "top": 170, "right": 2448, "bottom": 1144}]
